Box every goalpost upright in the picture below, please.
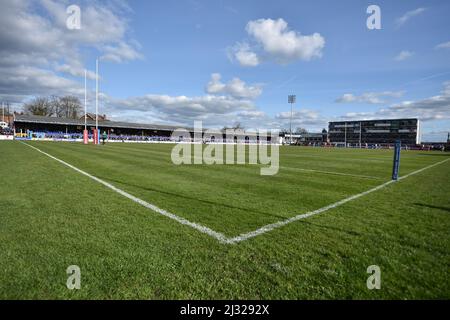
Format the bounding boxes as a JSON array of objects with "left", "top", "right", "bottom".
[
  {"left": 95, "top": 58, "right": 99, "bottom": 144},
  {"left": 288, "top": 95, "right": 296, "bottom": 145},
  {"left": 83, "top": 69, "right": 88, "bottom": 144}
]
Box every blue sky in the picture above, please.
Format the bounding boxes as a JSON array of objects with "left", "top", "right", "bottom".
[{"left": 1, "top": 0, "right": 449, "bottom": 141}]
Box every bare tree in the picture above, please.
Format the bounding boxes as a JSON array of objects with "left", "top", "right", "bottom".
[
  {"left": 5, "top": 102, "right": 11, "bottom": 116},
  {"left": 23, "top": 95, "right": 82, "bottom": 118},
  {"left": 49, "top": 95, "right": 63, "bottom": 117},
  {"left": 59, "top": 96, "right": 81, "bottom": 119},
  {"left": 223, "top": 122, "right": 245, "bottom": 131},
  {"left": 23, "top": 97, "right": 52, "bottom": 116},
  {"left": 295, "top": 127, "right": 308, "bottom": 134}
]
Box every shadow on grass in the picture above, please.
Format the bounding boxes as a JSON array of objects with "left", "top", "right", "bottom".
[
  {"left": 97, "top": 175, "right": 287, "bottom": 220},
  {"left": 416, "top": 153, "right": 450, "bottom": 157},
  {"left": 414, "top": 203, "right": 450, "bottom": 213},
  {"left": 298, "top": 220, "right": 362, "bottom": 237}
]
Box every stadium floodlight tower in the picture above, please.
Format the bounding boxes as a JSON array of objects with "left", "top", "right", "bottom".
[{"left": 288, "top": 94, "right": 296, "bottom": 145}]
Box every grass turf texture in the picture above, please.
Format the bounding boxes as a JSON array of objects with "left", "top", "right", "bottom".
[{"left": 0, "top": 140, "right": 449, "bottom": 299}]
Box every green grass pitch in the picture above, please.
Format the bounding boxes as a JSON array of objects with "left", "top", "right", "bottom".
[{"left": 0, "top": 140, "right": 449, "bottom": 299}]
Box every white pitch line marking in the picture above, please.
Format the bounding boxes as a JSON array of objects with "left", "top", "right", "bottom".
[
  {"left": 227, "top": 157, "right": 450, "bottom": 244},
  {"left": 21, "top": 141, "right": 450, "bottom": 245},
  {"left": 20, "top": 142, "right": 229, "bottom": 244},
  {"left": 279, "top": 166, "right": 383, "bottom": 180}
]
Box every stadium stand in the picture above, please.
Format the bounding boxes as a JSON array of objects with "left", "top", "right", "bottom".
[
  {"left": 328, "top": 118, "right": 421, "bottom": 147},
  {"left": 12, "top": 114, "right": 270, "bottom": 143}
]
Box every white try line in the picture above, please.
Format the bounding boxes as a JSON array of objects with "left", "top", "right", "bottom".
[
  {"left": 20, "top": 142, "right": 229, "bottom": 244},
  {"left": 228, "top": 157, "right": 450, "bottom": 244},
  {"left": 20, "top": 142, "right": 450, "bottom": 245},
  {"left": 279, "top": 166, "right": 383, "bottom": 180}
]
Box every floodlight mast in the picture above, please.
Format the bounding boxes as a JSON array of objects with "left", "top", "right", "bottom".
[{"left": 288, "top": 95, "right": 296, "bottom": 145}]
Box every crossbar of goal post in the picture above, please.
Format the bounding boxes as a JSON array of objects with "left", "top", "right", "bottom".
[{"left": 392, "top": 140, "right": 401, "bottom": 180}]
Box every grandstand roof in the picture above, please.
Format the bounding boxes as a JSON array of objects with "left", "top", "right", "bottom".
[
  {"left": 14, "top": 113, "right": 268, "bottom": 136},
  {"left": 14, "top": 114, "right": 263, "bottom": 136},
  {"left": 14, "top": 114, "right": 187, "bottom": 132},
  {"left": 329, "top": 118, "right": 418, "bottom": 124}
]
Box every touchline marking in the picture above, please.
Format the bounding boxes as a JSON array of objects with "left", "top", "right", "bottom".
[
  {"left": 20, "top": 142, "right": 229, "bottom": 244},
  {"left": 279, "top": 166, "right": 383, "bottom": 180},
  {"left": 227, "top": 157, "right": 450, "bottom": 244},
  {"left": 21, "top": 141, "right": 450, "bottom": 245}
]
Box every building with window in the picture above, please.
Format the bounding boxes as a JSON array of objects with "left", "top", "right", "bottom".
[
  {"left": 282, "top": 130, "right": 328, "bottom": 145},
  {"left": 328, "top": 118, "right": 420, "bottom": 146}
]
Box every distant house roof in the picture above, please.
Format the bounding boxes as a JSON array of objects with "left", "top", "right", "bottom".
[
  {"left": 282, "top": 132, "right": 323, "bottom": 138},
  {"left": 81, "top": 113, "right": 107, "bottom": 121}
]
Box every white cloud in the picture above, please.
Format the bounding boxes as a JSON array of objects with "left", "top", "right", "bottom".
[
  {"left": 396, "top": 8, "right": 426, "bottom": 26},
  {"left": 0, "top": 65, "right": 84, "bottom": 103},
  {"left": 435, "top": 41, "right": 450, "bottom": 49},
  {"left": 230, "top": 18, "right": 325, "bottom": 66},
  {"left": 237, "top": 110, "right": 266, "bottom": 118},
  {"left": 0, "top": 1, "right": 268, "bottom": 129},
  {"left": 246, "top": 18, "right": 325, "bottom": 63},
  {"left": 335, "top": 91, "right": 404, "bottom": 104},
  {"left": 340, "top": 82, "right": 450, "bottom": 122},
  {"left": 275, "top": 109, "right": 326, "bottom": 130},
  {"left": 13, "top": 72, "right": 443, "bottom": 133},
  {"left": 99, "top": 73, "right": 268, "bottom": 128},
  {"left": 104, "top": 93, "right": 326, "bottom": 131},
  {"left": 0, "top": 0, "right": 142, "bottom": 104},
  {"left": 232, "top": 43, "right": 260, "bottom": 67},
  {"left": 276, "top": 109, "right": 320, "bottom": 121},
  {"left": 39, "top": 0, "right": 133, "bottom": 46},
  {"left": 205, "top": 73, "right": 262, "bottom": 99},
  {"left": 101, "top": 41, "right": 143, "bottom": 63},
  {"left": 55, "top": 62, "right": 97, "bottom": 80},
  {"left": 109, "top": 82, "right": 450, "bottom": 133},
  {"left": 102, "top": 93, "right": 264, "bottom": 128},
  {"left": 395, "top": 50, "right": 414, "bottom": 61}
]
